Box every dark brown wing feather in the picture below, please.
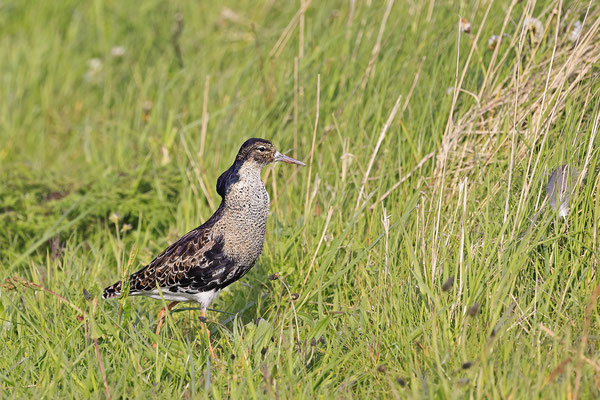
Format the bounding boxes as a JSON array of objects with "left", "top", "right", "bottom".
[{"left": 102, "top": 211, "right": 239, "bottom": 299}]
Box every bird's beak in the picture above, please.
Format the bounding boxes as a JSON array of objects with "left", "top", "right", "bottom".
[{"left": 274, "top": 151, "right": 306, "bottom": 166}]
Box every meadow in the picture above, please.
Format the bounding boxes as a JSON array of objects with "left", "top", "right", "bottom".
[{"left": 1, "top": 0, "right": 599, "bottom": 398}]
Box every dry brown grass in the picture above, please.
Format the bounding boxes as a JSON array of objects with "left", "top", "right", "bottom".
[
  {"left": 431, "top": 1, "right": 599, "bottom": 239},
  {"left": 437, "top": 2, "right": 598, "bottom": 186}
]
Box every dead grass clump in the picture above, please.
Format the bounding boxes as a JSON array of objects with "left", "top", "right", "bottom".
[{"left": 434, "top": 3, "right": 599, "bottom": 223}]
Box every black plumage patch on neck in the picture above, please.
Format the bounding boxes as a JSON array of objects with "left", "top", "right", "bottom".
[{"left": 216, "top": 160, "right": 242, "bottom": 197}]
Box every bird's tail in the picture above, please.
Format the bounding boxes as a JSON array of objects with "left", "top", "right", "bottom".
[{"left": 102, "top": 280, "right": 123, "bottom": 299}]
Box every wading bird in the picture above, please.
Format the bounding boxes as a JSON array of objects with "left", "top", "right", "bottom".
[{"left": 103, "top": 138, "right": 304, "bottom": 357}]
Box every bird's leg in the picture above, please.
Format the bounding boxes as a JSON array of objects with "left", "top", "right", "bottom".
[
  {"left": 200, "top": 309, "right": 215, "bottom": 359},
  {"left": 155, "top": 301, "right": 179, "bottom": 336}
]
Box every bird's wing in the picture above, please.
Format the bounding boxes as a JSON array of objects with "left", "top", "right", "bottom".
[{"left": 103, "top": 226, "right": 236, "bottom": 298}]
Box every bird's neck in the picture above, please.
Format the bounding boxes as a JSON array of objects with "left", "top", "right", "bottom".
[
  {"left": 235, "top": 160, "right": 263, "bottom": 182},
  {"left": 217, "top": 160, "right": 266, "bottom": 207}
]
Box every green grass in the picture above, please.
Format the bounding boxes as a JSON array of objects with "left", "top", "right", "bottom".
[{"left": 1, "top": 0, "right": 600, "bottom": 398}]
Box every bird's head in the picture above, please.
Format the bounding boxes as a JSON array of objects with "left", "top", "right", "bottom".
[
  {"left": 236, "top": 138, "right": 305, "bottom": 168},
  {"left": 216, "top": 138, "right": 305, "bottom": 198}
]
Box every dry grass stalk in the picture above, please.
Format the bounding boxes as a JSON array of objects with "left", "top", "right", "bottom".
[
  {"left": 299, "top": 0, "right": 306, "bottom": 60},
  {"left": 294, "top": 57, "right": 299, "bottom": 155},
  {"left": 574, "top": 285, "right": 600, "bottom": 399},
  {"left": 268, "top": 0, "right": 312, "bottom": 60},
  {"left": 433, "top": 4, "right": 599, "bottom": 206},
  {"left": 180, "top": 131, "right": 216, "bottom": 211},
  {"left": 369, "top": 152, "right": 434, "bottom": 211},
  {"left": 304, "top": 75, "right": 320, "bottom": 217},
  {"left": 304, "top": 207, "right": 334, "bottom": 284},
  {"left": 355, "top": 94, "right": 402, "bottom": 210},
  {"left": 360, "top": 0, "right": 394, "bottom": 89},
  {"left": 199, "top": 75, "right": 210, "bottom": 157}
]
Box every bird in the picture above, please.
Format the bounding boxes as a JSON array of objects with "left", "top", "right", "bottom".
[{"left": 102, "top": 138, "right": 305, "bottom": 356}]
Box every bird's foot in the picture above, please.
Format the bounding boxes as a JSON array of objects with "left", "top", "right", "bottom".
[{"left": 152, "top": 301, "right": 180, "bottom": 349}]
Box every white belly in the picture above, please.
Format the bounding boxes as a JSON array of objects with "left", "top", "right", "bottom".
[{"left": 135, "top": 289, "right": 220, "bottom": 310}]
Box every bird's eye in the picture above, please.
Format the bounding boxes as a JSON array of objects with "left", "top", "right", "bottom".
[{"left": 258, "top": 146, "right": 267, "bottom": 152}]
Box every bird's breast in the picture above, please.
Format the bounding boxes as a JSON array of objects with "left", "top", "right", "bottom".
[{"left": 219, "top": 179, "right": 270, "bottom": 266}]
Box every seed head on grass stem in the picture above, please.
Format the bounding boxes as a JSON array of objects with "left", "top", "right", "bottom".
[
  {"left": 467, "top": 303, "right": 480, "bottom": 317},
  {"left": 441, "top": 277, "right": 454, "bottom": 292}
]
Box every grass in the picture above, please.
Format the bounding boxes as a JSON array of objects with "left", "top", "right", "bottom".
[{"left": 1, "top": 0, "right": 599, "bottom": 398}]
